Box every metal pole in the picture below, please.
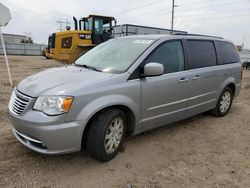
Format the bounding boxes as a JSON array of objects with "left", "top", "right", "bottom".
[
  {"left": 59, "top": 18, "right": 62, "bottom": 31},
  {"left": 242, "top": 36, "right": 246, "bottom": 51},
  {"left": 171, "top": 0, "right": 175, "bottom": 31},
  {"left": 0, "top": 26, "right": 13, "bottom": 86}
]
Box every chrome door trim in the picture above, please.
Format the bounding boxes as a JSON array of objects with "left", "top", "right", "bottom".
[
  {"left": 187, "top": 99, "right": 216, "bottom": 110},
  {"left": 147, "top": 98, "right": 188, "bottom": 111},
  {"left": 189, "top": 91, "right": 217, "bottom": 101},
  {"left": 140, "top": 108, "right": 186, "bottom": 123}
]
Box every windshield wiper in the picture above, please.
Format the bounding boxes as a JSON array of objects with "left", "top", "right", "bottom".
[{"left": 75, "top": 64, "right": 102, "bottom": 72}]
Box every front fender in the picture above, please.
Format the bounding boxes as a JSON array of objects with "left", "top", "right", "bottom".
[{"left": 75, "top": 94, "right": 140, "bottom": 128}]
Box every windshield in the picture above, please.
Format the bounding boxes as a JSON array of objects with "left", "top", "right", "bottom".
[{"left": 75, "top": 38, "right": 155, "bottom": 73}]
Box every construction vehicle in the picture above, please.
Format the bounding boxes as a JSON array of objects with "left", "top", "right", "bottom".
[{"left": 44, "top": 15, "right": 116, "bottom": 63}]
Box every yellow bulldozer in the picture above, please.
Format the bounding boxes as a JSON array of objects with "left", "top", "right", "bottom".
[{"left": 44, "top": 15, "right": 116, "bottom": 63}]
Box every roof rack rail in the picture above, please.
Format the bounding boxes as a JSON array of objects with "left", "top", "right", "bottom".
[{"left": 172, "top": 33, "right": 223, "bottom": 39}]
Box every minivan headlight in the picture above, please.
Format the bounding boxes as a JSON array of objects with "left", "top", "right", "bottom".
[{"left": 33, "top": 96, "right": 73, "bottom": 115}]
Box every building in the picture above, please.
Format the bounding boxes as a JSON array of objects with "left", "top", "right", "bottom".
[
  {"left": 0, "top": 33, "right": 26, "bottom": 43},
  {"left": 0, "top": 33, "right": 46, "bottom": 56},
  {"left": 239, "top": 49, "right": 250, "bottom": 63}
]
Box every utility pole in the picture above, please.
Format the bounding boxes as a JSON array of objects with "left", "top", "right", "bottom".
[
  {"left": 171, "top": 0, "right": 177, "bottom": 32},
  {"left": 66, "top": 19, "right": 69, "bottom": 27},
  {"left": 56, "top": 18, "right": 63, "bottom": 31},
  {"left": 24, "top": 31, "right": 31, "bottom": 40},
  {"left": 242, "top": 36, "right": 246, "bottom": 51},
  {"left": 56, "top": 18, "right": 71, "bottom": 31}
]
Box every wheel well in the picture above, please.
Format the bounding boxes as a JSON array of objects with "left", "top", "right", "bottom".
[
  {"left": 227, "top": 83, "right": 235, "bottom": 96},
  {"left": 81, "top": 105, "right": 136, "bottom": 148}
]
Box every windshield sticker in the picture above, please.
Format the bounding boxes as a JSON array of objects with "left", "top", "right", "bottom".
[{"left": 134, "top": 40, "right": 153, "bottom": 44}]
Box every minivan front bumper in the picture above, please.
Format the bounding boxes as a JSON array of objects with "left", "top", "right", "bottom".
[{"left": 9, "top": 110, "right": 83, "bottom": 154}]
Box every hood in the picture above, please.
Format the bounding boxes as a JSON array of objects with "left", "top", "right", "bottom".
[{"left": 17, "top": 66, "right": 114, "bottom": 97}]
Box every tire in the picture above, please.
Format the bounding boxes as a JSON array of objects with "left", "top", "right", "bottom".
[
  {"left": 86, "top": 108, "right": 126, "bottom": 162},
  {"left": 211, "top": 86, "right": 233, "bottom": 117}
]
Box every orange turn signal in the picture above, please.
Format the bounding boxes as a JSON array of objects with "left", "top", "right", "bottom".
[{"left": 63, "top": 97, "right": 73, "bottom": 112}]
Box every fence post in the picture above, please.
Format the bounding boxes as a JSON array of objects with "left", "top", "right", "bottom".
[
  {"left": 23, "top": 43, "right": 26, "bottom": 55},
  {"left": 5, "top": 41, "right": 8, "bottom": 54}
]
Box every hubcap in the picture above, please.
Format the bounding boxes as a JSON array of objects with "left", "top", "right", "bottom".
[
  {"left": 104, "top": 117, "right": 124, "bottom": 154},
  {"left": 220, "top": 91, "right": 231, "bottom": 113}
]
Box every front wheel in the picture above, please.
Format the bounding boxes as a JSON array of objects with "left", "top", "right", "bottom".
[
  {"left": 86, "top": 108, "right": 126, "bottom": 162},
  {"left": 211, "top": 87, "right": 233, "bottom": 116}
]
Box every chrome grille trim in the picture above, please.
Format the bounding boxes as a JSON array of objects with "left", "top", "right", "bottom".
[
  {"left": 13, "top": 128, "right": 47, "bottom": 150},
  {"left": 14, "top": 128, "right": 42, "bottom": 144},
  {"left": 9, "top": 89, "right": 32, "bottom": 115}
]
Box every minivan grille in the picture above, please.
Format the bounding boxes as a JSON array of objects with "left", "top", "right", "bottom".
[{"left": 9, "top": 90, "right": 31, "bottom": 115}]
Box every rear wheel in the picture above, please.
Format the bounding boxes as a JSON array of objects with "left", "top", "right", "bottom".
[
  {"left": 86, "top": 108, "right": 126, "bottom": 162},
  {"left": 211, "top": 87, "right": 233, "bottom": 116}
]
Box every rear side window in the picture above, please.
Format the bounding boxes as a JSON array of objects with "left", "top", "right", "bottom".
[
  {"left": 217, "top": 41, "right": 240, "bottom": 64},
  {"left": 187, "top": 40, "right": 217, "bottom": 69}
]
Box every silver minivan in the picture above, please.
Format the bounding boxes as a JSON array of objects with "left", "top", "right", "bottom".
[{"left": 8, "top": 34, "right": 242, "bottom": 161}]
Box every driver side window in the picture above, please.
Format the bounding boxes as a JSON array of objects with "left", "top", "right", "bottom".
[{"left": 146, "top": 41, "right": 185, "bottom": 74}]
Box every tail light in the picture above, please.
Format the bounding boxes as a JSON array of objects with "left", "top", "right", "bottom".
[{"left": 240, "top": 65, "right": 243, "bottom": 80}]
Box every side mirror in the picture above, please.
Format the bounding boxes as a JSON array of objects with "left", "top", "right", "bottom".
[{"left": 143, "top": 62, "right": 164, "bottom": 77}]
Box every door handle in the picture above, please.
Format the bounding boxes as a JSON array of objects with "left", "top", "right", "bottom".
[
  {"left": 192, "top": 75, "right": 200, "bottom": 80},
  {"left": 179, "top": 78, "right": 188, "bottom": 83}
]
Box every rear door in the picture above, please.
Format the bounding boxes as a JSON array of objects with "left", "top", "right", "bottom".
[
  {"left": 185, "top": 40, "right": 220, "bottom": 116},
  {"left": 141, "top": 40, "right": 189, "bottom": 129}
]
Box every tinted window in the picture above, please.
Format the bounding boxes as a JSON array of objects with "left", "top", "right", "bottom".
[
  {"left": 61, "top": 37, "right": 72, "bottom": 48},
  {"left": 217, "top": 41, "right": 240, "bottom": 64},
  {"left": 94, "top": 19, "right": 103, "bottom": 34},
  {"left": 146, "top": 41, "right": 185, "bottom": 73},
  {"left": 187, "top": 40, "right": 217, "bottom": 69}
]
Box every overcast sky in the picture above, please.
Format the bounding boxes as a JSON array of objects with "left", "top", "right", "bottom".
[{"left": 1, "top": 0, "right": 250, "bottom": 49}]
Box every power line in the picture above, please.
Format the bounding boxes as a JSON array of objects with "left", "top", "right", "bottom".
[
  {"left": 117, "top": 0, "right": 230, "bottom": 17},
  {"left": 116, "top": 3, "right": 173, "bottom": 20},
  {"left": 176, "top": 0, "right": 233, "bottom": 7},
  {"left": 176, "top": 8, "right": 250, "bottom": 18},
  {"left": 117, "top": 0, "right": 249, "bottom": 20},
  {"left": 176, "top": 12, "right": 250, "bottom": 21},
  {"left": 126, "top": 16, "right": 172, "bottom": 26},
  {"left": 139, "top": 12, "right": 250, "bottom": 27},
  {"left": 117, "top": 4, "right": 172, "bottom": 19},
  {"left": 117, "top": 8, "right": 171, "bottom": 19},
  {"left": 116, "top": 0, "right": 250, "bottom": 30},
  {"left": 139, "top": 7, "right": 250, "bottom": 25},
  {"left": 177, "top": 0, "right": 215, "bottom": 6},
  {"left": 176, "top": 0, "right": 250, "bottom": 12},
  {"left": 115, "top": 0, "right": 165, "bottom": 15}
]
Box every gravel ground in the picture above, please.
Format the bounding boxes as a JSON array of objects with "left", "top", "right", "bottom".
[{"left": 0, "top": 56, "right": 250, "bottom": 188}]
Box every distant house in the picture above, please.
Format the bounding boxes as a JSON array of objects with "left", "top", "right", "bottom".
[{"left": 0, "top": 33, "right": 26, "bottom": 43}]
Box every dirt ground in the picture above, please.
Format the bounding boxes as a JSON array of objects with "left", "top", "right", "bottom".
[{"left": 0, "top": 56, "right": 250, "bottom": 188}]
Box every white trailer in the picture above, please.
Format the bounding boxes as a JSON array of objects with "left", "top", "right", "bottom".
[{"left": 113, "top": 24, "right": 187, "bottom": 37}]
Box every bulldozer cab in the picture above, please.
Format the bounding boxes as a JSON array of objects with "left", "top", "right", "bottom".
[
  {"left": 77, "top": 15, "right": 116, "bottom": 44},
  {"left": 45, "top": 15, "right": 116, "bottom": 63}
]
